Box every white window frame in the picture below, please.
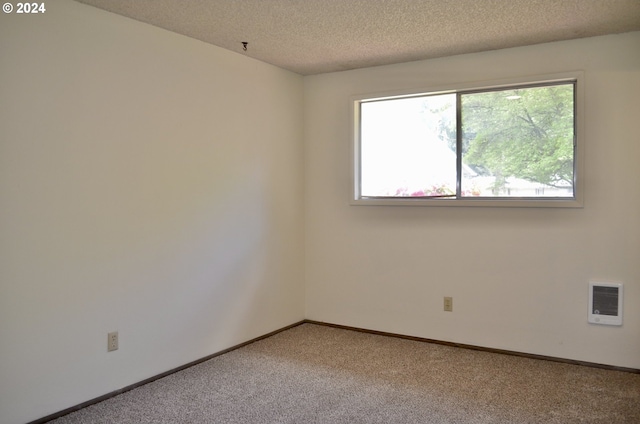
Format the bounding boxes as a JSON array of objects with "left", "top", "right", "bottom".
[{"left": 351, "top": 72, "right": 584, "bottom": 208}]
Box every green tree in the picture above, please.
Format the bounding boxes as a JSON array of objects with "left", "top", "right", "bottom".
[{"left": 461, "top": 84, "right": 574, "bottom": 191}]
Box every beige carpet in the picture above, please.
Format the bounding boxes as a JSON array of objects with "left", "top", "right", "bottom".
[{"left": 49, "top": 323, "right": 640, "bottom": 423}]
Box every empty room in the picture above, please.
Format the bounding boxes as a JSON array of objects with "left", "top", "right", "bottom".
[{"left": 1, "top": 1, "right": 639, "bottom": 423}]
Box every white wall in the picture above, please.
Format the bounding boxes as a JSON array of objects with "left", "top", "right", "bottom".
[
  {"left": 305, "top": 33, "right": 640, "bottom": 369},
  {"left": 0, "top": 2, "right": 304, "bottom": 423}
]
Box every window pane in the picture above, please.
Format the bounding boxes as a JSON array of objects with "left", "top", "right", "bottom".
[
  {"left": 360, "top": 94, "right": 456, "bottom": 197},
  {"left": 461, "top": 84, "right": 575, "bottom": 197}
]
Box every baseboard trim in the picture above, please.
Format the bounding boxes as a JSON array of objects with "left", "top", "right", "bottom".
[
  {"left": 29, "top": 320, "right": 306, "bottom": 424},
  {"left": 303, "top": 319, "right": 640, "bottom": 374}
]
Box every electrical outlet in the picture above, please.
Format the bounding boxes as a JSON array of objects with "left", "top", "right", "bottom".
[
  {"left": 107, "top": 331, "right": 118, "bottom": 352},
  {"left": 444, "top": 297, "right": 453, "bottom": 312}
]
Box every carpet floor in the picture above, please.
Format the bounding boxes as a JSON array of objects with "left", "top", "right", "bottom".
[{"left": 48, "top": 323, "right": 640, "bottom": 423}]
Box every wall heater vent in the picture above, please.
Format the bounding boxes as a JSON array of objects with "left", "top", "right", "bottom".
[{"left": 588, "top": 282, "right": 623, "bottom": 326}]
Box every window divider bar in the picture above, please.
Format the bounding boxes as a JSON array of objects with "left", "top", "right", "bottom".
[{"left": 455, "top": 93, "right": 462, "bottom": 199}]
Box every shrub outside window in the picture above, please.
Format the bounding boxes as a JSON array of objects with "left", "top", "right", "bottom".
[{"left": 352, "top": 73, "right": 583, "bottom": 207}]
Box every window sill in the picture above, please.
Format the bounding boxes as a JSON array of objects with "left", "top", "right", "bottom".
[{"left": 351, "top": 197, "right": 583, "bottom": 208}]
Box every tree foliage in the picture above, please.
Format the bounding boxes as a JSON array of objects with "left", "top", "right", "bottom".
[{"left": 461, "top": 84, "right": 575, "bottom": 190}]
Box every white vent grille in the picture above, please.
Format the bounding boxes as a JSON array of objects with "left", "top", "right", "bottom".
[{"left": 588, "top": 282, "right": 623, "bottom": 326}]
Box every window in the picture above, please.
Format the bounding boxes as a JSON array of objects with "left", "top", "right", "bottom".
[{"left": 352, "top": 73, "right": 583, "bottom": 207}]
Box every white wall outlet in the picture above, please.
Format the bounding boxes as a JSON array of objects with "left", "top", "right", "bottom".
[
  {"left": 444, "top": 297, "right": 453, "bottom": 312},
  {"left": 107, "top": 331, "right": 119, "bottom": 352}
]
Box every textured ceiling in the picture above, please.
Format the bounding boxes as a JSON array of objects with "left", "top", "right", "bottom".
[{"left": 75, "top": 0, "right": 640, "bottom": 75}]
